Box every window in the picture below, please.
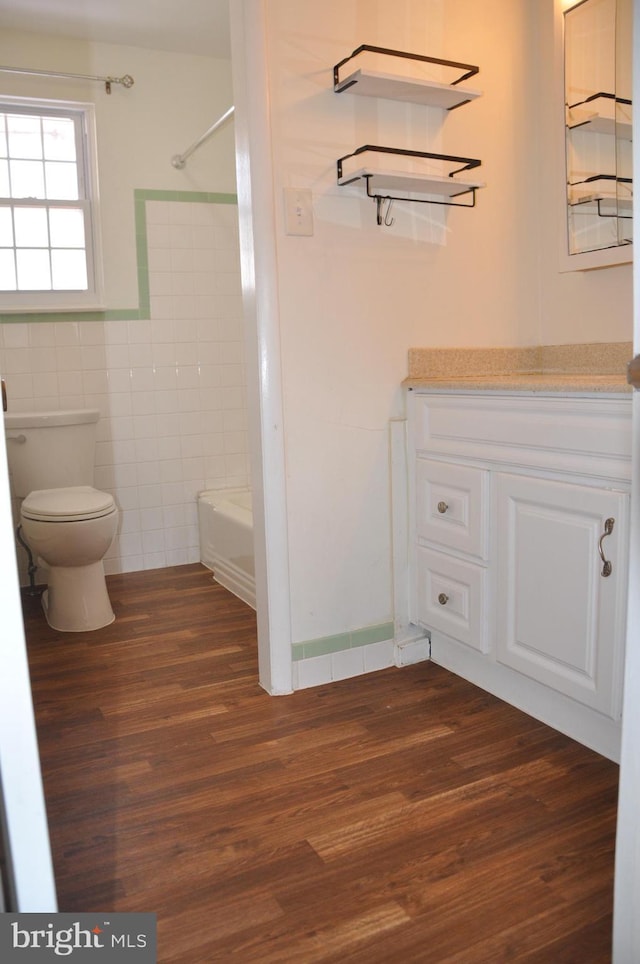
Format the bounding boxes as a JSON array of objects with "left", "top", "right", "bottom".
[{"left": 0, "top": 97, "right": 103, "bottom": 312}]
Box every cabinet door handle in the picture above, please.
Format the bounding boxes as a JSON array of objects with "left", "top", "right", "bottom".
[
  {"left": 438, "top": 593, "right": 449, "bottom": 605},
  {"left": 598, "top": 517, "right": 615, "bottom": 577},
  {"left": 437, "top": 501, "right": 449, "bottom": 514}
]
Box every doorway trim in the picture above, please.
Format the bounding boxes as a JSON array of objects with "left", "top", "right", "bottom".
[{"left": 230, "top": 0, "right": 293, "bottom": 695}]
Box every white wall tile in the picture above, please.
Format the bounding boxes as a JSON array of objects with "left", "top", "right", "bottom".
[
  {"left": 83, "top": 371, "right": 109, "bottom": 395},
  {"left": 142, "top": 529, "right": 165, "bottom": 554},
  {"left": 106, "top": 392, "right": 132, "bottom": 416},
  {"left": 28, "top": 323, "right": 56, "bottom": 347},
  {"left": 137, "top": 483, "right": 163, "bottom": 508},
  {"left": 29, "top": 348, "right": 56, "bottom": 373},
  {"left": 331, "top": 648, "right": 365, "bottom": 682},
  {"left": 105, "top": 344, "right": 131, "bottom": 369},
  {"left": 4, "top": 349, "right": 32, "bottom": 374},
  {"left": 7, "top": 373, "right": 34, "bottom": 399},
  {"left": 54, "top": 321, "right": 80, "bottom": 346},
  {"left": 79, "top": 322, "right": 106, "bottom": 346},
  {"left": 149, "top": 272, "right": 173, "bottom": 297},
  {"left": 363, "top": 640, "right": 396, "bottom": 673},
  {"left": 146, "top": 200, "right": 171, "bottom": 224},
  {"left": 136, "top": 463, "right": 160, "bottom": 485},
  {"left": 143, "top": 551, "right": 167, "bottom": 570},
  {"left": 129, "top": 343, "right": 153, "bottom": 368},
  {"left": 294, "top": 655, "right": 333, "bottom": 690},
  {"left": 140, "top": 507, "right": 164, "bottom": 530}
]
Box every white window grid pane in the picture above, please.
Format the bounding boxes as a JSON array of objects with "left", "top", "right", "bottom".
[
  {"left": 42, "top": 116, "right": 76, "bottom": 162},
  {"left": 14, "top": 207, "right": 49, "bottom": 247},
  {"left": 44, "top": 161, "right": 79, "bottom": 200},
  {"left": 0, "top": 205, "right": 12, "bottom": 246},
  {"left": 49, "top": 207, "right": 85, "bottom": 248},
  {"left": 0, "top": 249, "right": 17, "bottom": 290},
  {"left": 16, "top": 248, "right": 51, "bottom": 290},
  {"left": 0, "top": 115, "right": 7, "bottom": 158},
  {"left": 10, "top": 159, "right": 46, "bottom": 199},
  {"left": 51, "top": 249, "right": 87, "bottom": 290},
  {"left": 0, "top": 159, "right": 9, "bottom": 196},
  {"left": 7, "top": 113, "right": 43, "bottom": 160}
]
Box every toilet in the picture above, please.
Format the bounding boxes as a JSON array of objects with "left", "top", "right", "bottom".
[{"left": 4, "top": 408, "right": 119, "bottom": 632}]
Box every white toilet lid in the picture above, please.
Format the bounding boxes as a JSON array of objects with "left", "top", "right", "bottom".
[{"left": 21, "top": 486, "right": 116, "bottom": 522}]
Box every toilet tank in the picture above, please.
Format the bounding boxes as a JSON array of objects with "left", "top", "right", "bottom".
[{"left": 3, "top": 409, "right": 100, "bottom": 497}]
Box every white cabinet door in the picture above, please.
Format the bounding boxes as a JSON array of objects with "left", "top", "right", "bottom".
[{"left": 496, "top": 472, "right": 628, "bottom": 718}]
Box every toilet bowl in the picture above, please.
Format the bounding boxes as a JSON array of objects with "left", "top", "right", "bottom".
[
  {"left": 4, "top": 409, "right": 119, "bottom": 633},
  {"left": 20, "top": 486, "right": 118, "bottom": 632}
]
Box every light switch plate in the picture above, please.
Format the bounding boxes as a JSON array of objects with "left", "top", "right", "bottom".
[{"left": 284, "top": 188, "right": 314, "bottom": 236}]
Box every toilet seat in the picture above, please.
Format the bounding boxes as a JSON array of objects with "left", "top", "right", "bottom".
[{"left": 22, "top": 486, "right": 116, "bottom": 523}]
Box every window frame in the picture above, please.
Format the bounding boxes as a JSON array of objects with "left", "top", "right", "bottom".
[{"left": 0, "top": 95, "right": 105, "bottom": 313}]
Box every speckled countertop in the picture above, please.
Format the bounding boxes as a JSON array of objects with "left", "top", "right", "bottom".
[{"left": 404, "top": 342, "right": 633, "bottom": 393}]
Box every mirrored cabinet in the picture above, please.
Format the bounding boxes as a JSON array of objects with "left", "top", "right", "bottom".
[{"left": 563, "top": 0, "right": 632, "bottom": 267}]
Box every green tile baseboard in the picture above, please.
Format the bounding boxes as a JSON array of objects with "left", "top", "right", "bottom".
[
  {"left": 292, "top": 621, "right": 394, "bottom": 661},
  {"left": 0, "top": 188, "right": 238, "bottom": 324}
]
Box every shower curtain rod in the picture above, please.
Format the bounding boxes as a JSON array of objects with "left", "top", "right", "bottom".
[
  {"left": 0, "top": 65, "right": 134, "bottom": 94},
  {"left": 171, "top": 105, "right": 235, "bottom": 169}
]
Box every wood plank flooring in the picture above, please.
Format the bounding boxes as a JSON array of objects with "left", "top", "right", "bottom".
[{"left": 22, "top": 563, "right": 618, "bottom": 962}]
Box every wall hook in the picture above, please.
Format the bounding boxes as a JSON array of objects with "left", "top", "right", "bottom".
[{"left": 376, "top": 196, "right": 395, "bottom": 226}]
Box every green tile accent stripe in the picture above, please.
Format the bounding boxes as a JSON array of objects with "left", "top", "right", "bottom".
[
  {"left": 292, "top": 622, "right": 394, "bottom": 662},
  {"left": 134, "top": 191, "right": 151, "bottom": 320},
  {"left": 0, "top": 308, "right": 144, "bottom": 324},
  {"left": 0, "top": 188, "right": 238, "bottom": 324},
  {"left": 135, "top": 189, "right": 237, "bottom": 204}
]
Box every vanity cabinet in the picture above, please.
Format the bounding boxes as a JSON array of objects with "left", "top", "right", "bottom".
[{"left": 408, "top": 390, "right": 631, "bottom": 759}]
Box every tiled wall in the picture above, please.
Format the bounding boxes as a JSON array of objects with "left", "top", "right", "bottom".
[{"left": 0, "top": 195, "right": 250, "bottom": 581}]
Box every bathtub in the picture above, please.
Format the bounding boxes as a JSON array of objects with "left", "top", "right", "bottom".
[{"left": 197, "top": 488, "right": 256, "bottom": 609}]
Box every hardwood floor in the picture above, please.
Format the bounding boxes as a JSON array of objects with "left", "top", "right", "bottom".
[{"left": 23, "top": 563, "right": 618, "bottom": 962}]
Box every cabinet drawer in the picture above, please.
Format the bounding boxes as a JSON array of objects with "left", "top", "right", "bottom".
[
  {"left": 410, "top": 392, "right": 631, "bottom": 481},
  {"left": 415, "top": 458, "right": 488, "bottom": 558},
  {"left": 414, "top": 547, "right": 488, "bottom": 652}
]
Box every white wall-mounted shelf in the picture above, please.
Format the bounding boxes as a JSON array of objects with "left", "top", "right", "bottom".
[
  {"left": 568, "top": 174, "right": 632, "bottom": 206},
  {"left": 335, "top": 67, "right": 482, "bottom": 110},
  {"left": 568, "top": 109, "right": 632, "bottom": 139},
  {"left": 567, "top": 93, "right": 632, "bottom": 139},
  {"left": 333, "top": 45, "right": 480, "bottom": 102},
  {"left": 337, "top": 146, "right": 484, "bottom": 212},
  {"left": 337, "top": 165, "right": 484, "bottom": 203}
]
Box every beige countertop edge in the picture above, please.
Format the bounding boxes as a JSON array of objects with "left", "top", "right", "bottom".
[{"left": 403, "top": 374, "right": 632, "bottom": 393}]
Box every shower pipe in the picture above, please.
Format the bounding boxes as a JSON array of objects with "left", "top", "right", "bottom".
[
  {"left": 0, "top": 65, "right": 134, "bottom": 94},
  {"left": 171, "top": 105, "right": 235, "bottom": 169}
]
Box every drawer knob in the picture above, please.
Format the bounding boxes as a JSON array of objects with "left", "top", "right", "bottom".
[
  {"left": 437, "top": 501, "right": 449, "bottom": 514},
  {"left": 438, "top": 593, "right": 449, "bottom": 606}
]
